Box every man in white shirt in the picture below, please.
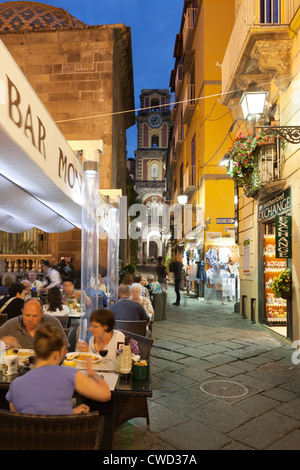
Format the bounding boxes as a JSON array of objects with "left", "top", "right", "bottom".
[
  {"left": 28, "top": 270, "right": 42, "bottom": 294},
  {"left": 41, "top": 261, "right": 62, "bottom": 293}
]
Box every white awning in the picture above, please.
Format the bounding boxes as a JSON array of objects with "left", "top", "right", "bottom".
[{"left": 0, "top": 40, "right": 83, "bottom": 233}]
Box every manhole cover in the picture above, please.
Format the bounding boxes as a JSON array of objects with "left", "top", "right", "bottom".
[
  {"left": 188, "top": 378, "right": 262, "bottom": 404},
  {"left": 199, "top": 380, "right": 248, "bottom": 399}
]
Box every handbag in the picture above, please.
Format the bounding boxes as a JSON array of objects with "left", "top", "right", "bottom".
[{"left": 0, "top": 297, "right": 15, "bottom": 314}]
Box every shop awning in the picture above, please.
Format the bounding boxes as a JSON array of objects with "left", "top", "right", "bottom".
[{"left": 0, "top": 40, "right": 83, "bottom": 233}]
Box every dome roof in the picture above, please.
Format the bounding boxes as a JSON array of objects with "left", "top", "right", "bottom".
[{"left": 0, "top": 1, "right": 86, "bottom": 32}]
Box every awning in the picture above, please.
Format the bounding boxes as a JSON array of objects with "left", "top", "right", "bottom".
[{"left": 0, "top": 40, "right": 83, "bottom": 233}]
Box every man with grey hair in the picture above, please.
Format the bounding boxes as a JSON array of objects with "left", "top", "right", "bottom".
[
  {"left": 0, "top": 297, "right": 69, "bottom": 349},
  {"left": 110, "top": 284, "right": 148, "bottom": 321}
]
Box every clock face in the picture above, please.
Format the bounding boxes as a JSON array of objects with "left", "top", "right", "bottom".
[{"left": 148, "top": 113, "right": 162, "bottom": 128}]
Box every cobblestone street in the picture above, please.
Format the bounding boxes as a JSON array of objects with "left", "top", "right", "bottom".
[{"left": 113, "top": 276, "right": 300, "bottom": 450}]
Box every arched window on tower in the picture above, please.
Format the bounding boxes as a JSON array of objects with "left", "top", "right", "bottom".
[
  {"left": 150, "top": 98, "right": 160, "bottom": 111},
  {"left": 151, "top": 135, "right": 159, "bottom": 148}
]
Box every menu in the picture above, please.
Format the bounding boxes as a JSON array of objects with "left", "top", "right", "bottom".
[{"left": 264, "top": 234, "right": 287, "bottom": 325}]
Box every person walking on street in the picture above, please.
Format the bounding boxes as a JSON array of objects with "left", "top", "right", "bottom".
[{"left": 171, "top": 253, "right": 183, "bottom": 306}]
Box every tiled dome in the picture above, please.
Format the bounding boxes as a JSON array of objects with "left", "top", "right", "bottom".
[{"left": 0, "top": 1, "right": 86, "bottom": 32}]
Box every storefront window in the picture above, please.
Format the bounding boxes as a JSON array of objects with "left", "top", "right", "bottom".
[{"left": 264, "top": 223, "right": 287, "bottom": 336}]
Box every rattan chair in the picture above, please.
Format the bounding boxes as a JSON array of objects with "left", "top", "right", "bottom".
[
  {"left": 54, "top": 315, "right": 69, "bottom": 329},
  {"left": 0, "top": 313, "right": 7, "bottom": 327},
  {"left": 0, "top": 409, "right": 104, "bottom": 450},
  {"left": 119, "top": 330, "right": 153, "bottom": 360},
  {"left": 114, "top": 330, "right": 153, "bottom": 430},
  {"left": 115, "top": 320, "right": 147, "bottom": 336}
]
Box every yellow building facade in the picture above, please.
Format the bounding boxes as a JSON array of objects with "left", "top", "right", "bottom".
[
  {"left": 168, "top": 0, "right": 238, "bottom": 301},
  {"left": 221, "top": 0, "right": 300, "bottom": 342}
]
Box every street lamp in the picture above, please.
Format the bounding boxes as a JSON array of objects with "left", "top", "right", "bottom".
[
  {"left": 177, "top": 193, "right": 188, "bottom": 206},
  {"left": 240, "top": 90, "right": 268, "bottom": 121}
]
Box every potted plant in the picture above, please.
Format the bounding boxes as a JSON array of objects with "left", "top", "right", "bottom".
[
  {"left": 227, "top": 129, "right": 285, "bottom": 197},
  {"left": 271, "top": 269, "right": 292, "bottom": 299}
]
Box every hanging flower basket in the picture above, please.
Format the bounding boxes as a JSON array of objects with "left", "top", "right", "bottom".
[
  {"left": 271, "top": 269, "right": 292, "bottom": 299},
  {"left": 227, "top": 130, "right": 285, "bottom": 198}
]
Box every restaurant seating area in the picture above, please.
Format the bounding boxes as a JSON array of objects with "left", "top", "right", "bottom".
[{"left": 0, "top": 409, "right": 105, "bottom": 450}]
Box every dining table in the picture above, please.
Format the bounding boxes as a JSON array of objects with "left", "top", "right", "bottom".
[{"left": 0, "top": 360, "right": 152, "bottom": 450}]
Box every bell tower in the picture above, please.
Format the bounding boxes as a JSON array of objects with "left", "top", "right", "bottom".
[{"left": 134, "top": 89, "right": 172, "bottom": 262}]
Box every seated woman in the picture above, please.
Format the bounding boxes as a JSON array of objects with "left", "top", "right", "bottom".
[
  {"left": 130, "top": 283, "right": 154, "bottom": 318},
  {"left": 0, "top": 283, "right": 26, "bottom": 320},
  {"left": 78, "top": 309, "right": 124, "bottom": 365},
  {"left": 6, "top": 323, "right": 111, "bottom": 415},
  {"left": 146, "top": 275, "right": 162, "bottom": 296},
  {"left": 43, "top": 287, "right": 70, "bottom": 316}
]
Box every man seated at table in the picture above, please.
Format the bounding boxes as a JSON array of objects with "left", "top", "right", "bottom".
[
  {"left": 28, "top": 270, "right": 42, "bottom": 294},
  {"left": 110, "top": 285, "right": 148, "bottom": 321},
  {"left": 0, "top": 297, "right": 69, "bottom": 350},
  {"left": 62, "top": 278, "right": 91, "bottom": 307}
]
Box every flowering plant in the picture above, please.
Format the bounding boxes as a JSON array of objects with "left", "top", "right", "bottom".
[
  {"left": 227, "top": 129, "right": 285, "bottom": 197},
  {"left": 117, "top": 339, "right": 140, "bottom": 355},
  {"left": 271, "top": 269, "right": 291, "bottom": 298},
  {"left": 129, "top": 338, "right": 140, "bottom": 355}
]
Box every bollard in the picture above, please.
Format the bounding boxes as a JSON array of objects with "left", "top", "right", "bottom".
[
  {"left": 241, "top": 295, "right": 247, "bottom": 319},
  {"left": 250, "top": 298, "right": 256, "bottom": 323}
]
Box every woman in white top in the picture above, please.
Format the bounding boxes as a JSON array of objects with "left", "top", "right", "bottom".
[
  {"left": 43, "top": 286, "right": 69, "bottom": 316},
  {"left": 87, "top": 309, "right": 125, "bottom": 365},
  {"left": 130, "top": 283, "right": 154, "bottom": 318}
]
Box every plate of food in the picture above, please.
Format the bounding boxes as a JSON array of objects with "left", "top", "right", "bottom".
[
  {"left": 65, "top": 352, "right": 102, "bottom": 366},
  {"left": 6, "top": 349, "right": 35, "bottom": 363}
]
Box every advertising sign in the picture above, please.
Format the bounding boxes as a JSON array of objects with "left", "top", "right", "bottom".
[{"left": 275, "top": 215, "right": 292, "bottom": 259}]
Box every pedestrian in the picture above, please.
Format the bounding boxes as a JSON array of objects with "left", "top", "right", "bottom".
[
  {"left": 155, "top": 256, "right": 168, "bottom": 292},
  {"left": 172, "top": 253, "right": 183, "bottom": 306}
]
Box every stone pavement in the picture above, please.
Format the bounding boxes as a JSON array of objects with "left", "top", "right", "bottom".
[{"left": 113, "top": 278, "right": 300, "bottom": 450}]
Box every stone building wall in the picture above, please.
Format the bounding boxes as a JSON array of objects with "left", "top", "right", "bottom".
[{"left": 0, "top": 24, "right": 135, "bottom": 270}]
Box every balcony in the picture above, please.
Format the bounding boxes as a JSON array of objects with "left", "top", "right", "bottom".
[
  {"left": 0, "top": 254, "right": 52, "bottom": 275},
  {"left": 175, "top": 64, "right": 183, "bottom": 96},
  {"left": 182, "top": 84, "right": 196, "bottom": 124},
  {"left": 170, "top": 148, "right": 178, "bottom": 170},
  {"left": 182, "top": 8, "right": 197, "bottom": 51},
  {"left": 221, "top": 0, "right": 299, "bottom": 105},
  {"left": 183, "top": 165, "right": 196, "bottom": 196},
  {"left": 174, "top": 124, "right": 184, "bottom": 155}
]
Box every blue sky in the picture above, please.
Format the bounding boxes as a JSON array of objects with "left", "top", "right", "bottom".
[{"left": 0, "top": 0, "right": 184, "bottom": 158}]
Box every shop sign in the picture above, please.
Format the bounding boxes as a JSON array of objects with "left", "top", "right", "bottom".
[
  {"left": 275, "top": 215, "right": 292, "bottom": 259},
  {"left": 258, "top": 188, "right": 291, "bottom": 222},
  {"left": 243, "top": 238, "right": 251, "bottom": 275}
]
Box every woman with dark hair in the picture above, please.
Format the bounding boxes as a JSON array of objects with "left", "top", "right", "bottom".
[
  {"left": 43, "top": 287, "right": 69, "bottom": 316},
  {"left": 0, "top": 282, "right": 25, "bottom": 319},
  {"left": 6, "top": 323, "right": 111, "bottom": 415},
  {"left": 78, "top": 309, "right": 125, "bottom": 365}
]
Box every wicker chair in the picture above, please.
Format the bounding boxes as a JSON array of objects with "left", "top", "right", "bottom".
[
  {"left": 0, "top": 409, "right": 104, "bottom": 450},
  {"left": 54, "top": 315, "right": 69, "bottom": 329},
  {"left": 115, "top": 320, "right": 147, "bottom": 336},
  {"left": 119, "top": 330, "right": 153, "bottom": 360},
  {"left": 0, "top": 313, "right": 7, "bottom": 327},
  {"left": 114, "top": 330, "right": 153, "bottom": 430}
]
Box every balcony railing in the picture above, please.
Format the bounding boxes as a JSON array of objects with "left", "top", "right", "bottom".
[
  {"left": 174, "top": 124, "right": 184, "bottom": 155},
  {"left": 0, "top": 254, "right": 52, "bottom": 275},
  {"left": 183, "top": 8, "right": 197, "bottom": 51},
  {"left": 183, "top": 165, "right": 196, "bottom": 195},
  {"left": 182, "top": 84, "right": 196, "bottom": 124},
  {"left": 175, "top": 64, "right": 183, "bottom": 95},
  {"left": 222, "top": 0, "right": 300, "bottom": 95}
]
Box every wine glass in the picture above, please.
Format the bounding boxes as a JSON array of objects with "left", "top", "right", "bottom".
[{"left": 99, "top": 350, "right": 108, "bottom": 358}]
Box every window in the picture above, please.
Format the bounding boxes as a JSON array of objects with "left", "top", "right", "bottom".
[
  {"left": 150, "top": 98, "right": 160, "bottom": 111},
  {"left": 260, "top": 0, "right": 280, "bottom": 23},
  {"left": 151, "top": 135, "right": 159, "bottom": 148}
]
